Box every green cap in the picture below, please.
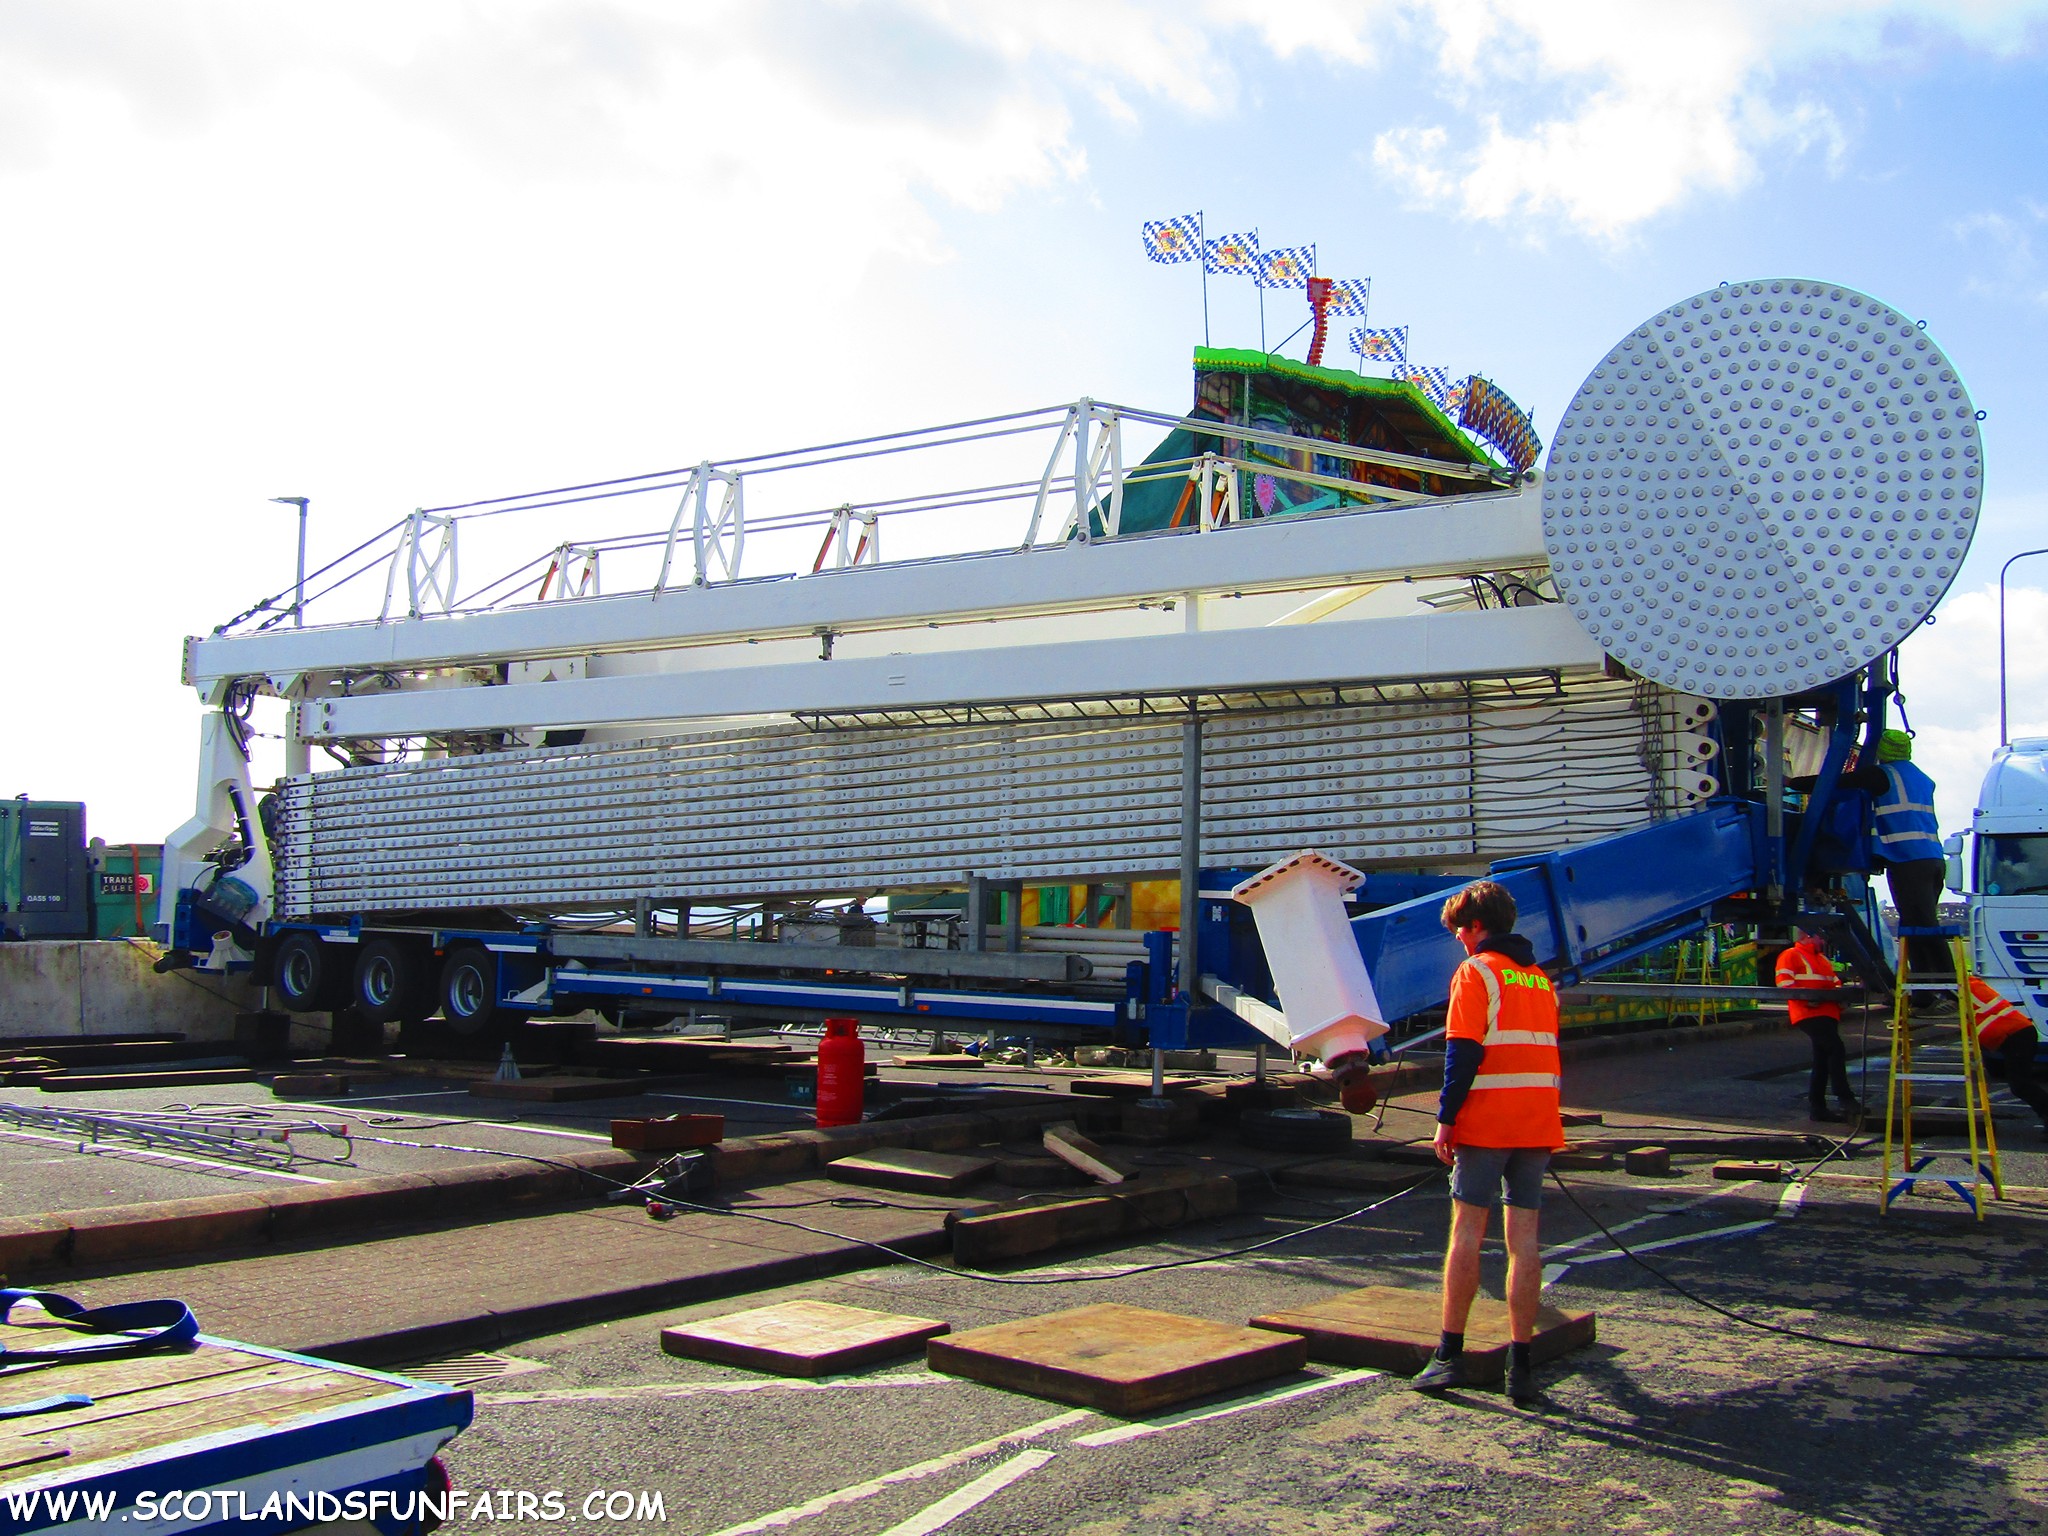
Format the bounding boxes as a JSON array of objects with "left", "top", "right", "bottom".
[{"left": 1878, "top": 728, "right": 1914, "bottom": 763}]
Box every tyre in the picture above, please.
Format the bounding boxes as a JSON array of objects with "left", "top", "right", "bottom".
[
  {"left": 439, "top": 947, "right": 511, "bottom": 1039},
  {"left": 274, "top": 931, "right": 343, "bottom": 1012},
  {"left": 353, "top": 938, "right": 435, "bottom": 1025},
  {"left": 1236, "top": 1107, "right": 1355, "bottom": 1154}
]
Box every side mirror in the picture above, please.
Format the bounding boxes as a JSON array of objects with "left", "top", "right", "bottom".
[{"left": 1943, "top": 832, "right": 1965, "bottom": 893}]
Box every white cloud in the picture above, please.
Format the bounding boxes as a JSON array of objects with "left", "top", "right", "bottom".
[
  {"left": 1954, "top": 201, "right": 2048, "bottom": 311},
  {"left": 1371, "top": 0, "right": 2048, "bottom": 241}
]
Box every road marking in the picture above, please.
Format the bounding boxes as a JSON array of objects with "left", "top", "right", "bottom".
[
  {"left": 875, "top": 1449, "right": 1056, "bottom": 1536},
  {"left": 1548, "top": 1218, "right": 1778, "bottom": 1282},
  {"left": 704, "top": 1409, "right": 1091, "bottom": 1536},
  {"left": 1540, "top": 1182, "right": 1757, "bottom": 1261},
  {"left": 0, "top": 1126, "right": 333, "bottom": 1184},
  {"left": 480, "top": 1375, "right": 953, "bottom": 1405},
  {"left": 1071, "top": 1368, "right": 1382, "bottom": 1447}
]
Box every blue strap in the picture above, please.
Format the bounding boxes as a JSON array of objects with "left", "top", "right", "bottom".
[
  {"left": 0, "top": 1393, "right": 92, "bottom": 1419},
  {"left": 0, "top": 1288, "right": 198, "bottom": 1364}
]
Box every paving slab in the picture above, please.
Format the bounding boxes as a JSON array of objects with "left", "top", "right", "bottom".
[
  {"left": 1248, "top": 1283, "right": 1596, "bottom": 1381},
  {"left": 659, "top": 1298, "right": 947, "bottom": 1376},
  {"left": 927, "top": 1301, "right": 1307, "bottom": 1414}
]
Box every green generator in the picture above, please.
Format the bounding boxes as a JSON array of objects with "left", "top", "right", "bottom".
[{"left": 92, "top": 840, "right": 164, "bottom": 940}]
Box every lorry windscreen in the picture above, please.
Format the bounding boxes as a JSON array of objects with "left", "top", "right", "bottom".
[{"left": 1983, "top": 834, "right": 2048, "bottom": 897}]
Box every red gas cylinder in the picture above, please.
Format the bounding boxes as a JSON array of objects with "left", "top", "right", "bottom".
[{"left": 815, "top": 1017, "right": 866, "bottom": 1127}]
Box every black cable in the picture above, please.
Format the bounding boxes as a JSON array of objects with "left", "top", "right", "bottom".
[{"left": 1546, "top": 1169, "right": 2048, "bottom": 1362}]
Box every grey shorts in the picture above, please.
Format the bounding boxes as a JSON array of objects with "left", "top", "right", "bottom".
[{"left": 1451, "top": 1146, "right": 1550, "bottom": 1210}]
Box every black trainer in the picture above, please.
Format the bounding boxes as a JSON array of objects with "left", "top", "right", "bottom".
[
  {"left": 1410, "top": 1354, "right": 1469, "bottom": 1392},
  {"left": 1506, "top": 1358, "right": 1537, "bottom": 1404}
]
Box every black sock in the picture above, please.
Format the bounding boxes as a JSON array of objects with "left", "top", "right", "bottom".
[
  {"left": 1438, "top": 1331, "right": 1464, "bottom": 1360},
  {"left": 1511, "top": 1341, "right": 1532, "bottom": 1371}
]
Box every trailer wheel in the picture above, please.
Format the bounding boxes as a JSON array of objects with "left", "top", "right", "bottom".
[
  {"left": 353, "top": 938, "right": 435, "bottom": 1026},
  {"left": 439, "top": 947, "right": 511, "bottom": 1038},
  {"left": 274, "top": 931, "right": 342, "bottom": 1012},
  {"left": 1236, "top": 1107, "right": 1355, "bottom": 1154}
]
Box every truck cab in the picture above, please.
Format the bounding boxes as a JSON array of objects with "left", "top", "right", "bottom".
[{"left": 1947, "top": 737, "right": 2048, "bottom": 1027}]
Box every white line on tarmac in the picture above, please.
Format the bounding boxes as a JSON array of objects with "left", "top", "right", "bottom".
[
  {"left": 0, "top": 1126, "right": 333, "bottom": 1184},
  {"left": 478, "top": 1375, "right": 954, "bottom": 1405},
  {"left": 875, "top": 1449, "right": 1057, "bottom": 1536},
  {"left": 1071, "top": 1368, "right": 1383, "bottom": 1448},
  {"left": 704, "top": 1409, "right": 1091, "bottom": 1536},
  {"left": 1547, "top": 1218, "right": 1779, "bottom": 1282},
  {"left": 1540, "top": 1182, "right": 1758, "bottom": 1262}
]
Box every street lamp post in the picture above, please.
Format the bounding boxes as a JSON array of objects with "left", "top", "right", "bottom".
[
  {"left": 1999, "top": 545, "right": 2048, "bottom": 746},
  {"left": 271, "top": 497, "right": 309, "bottom": 627}
]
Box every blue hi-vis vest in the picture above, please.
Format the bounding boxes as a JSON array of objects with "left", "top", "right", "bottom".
[{"left": 1872, "top": 761, "right": 1942, "bottom": 864}]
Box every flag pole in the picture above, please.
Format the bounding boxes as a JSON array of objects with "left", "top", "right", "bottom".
[
  {"left": 1198, "top": 211, "right": 1210, "bottom": 348},
  {"left": 1255, "top": 228, "right": 1266, "bottom": 353}
]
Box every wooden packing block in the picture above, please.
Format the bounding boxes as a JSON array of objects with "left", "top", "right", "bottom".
[
  {"left": 662, "top": 1300, "right": 949, "bottom": 1377},
  {"left": 1272, "top": 1158, "right": 1431, "bottom": 1193},
  {"left": 1550, "top": 1146, "right": 1617, "bottom": 1171},
  {"left": 928, "top": 1303, "right": 1307, "bottom": 1415},
  {"left": 1042, "top": 1121, "right": 1133, "bottom": 1184},
  {"left": 891, "top": 1054, "right": 985, "bottom": 1070},
  {"left": 1250, "top": 1285, "right": 1596, "bottom": 1382},
  {"left": 1623, "top": 1145, "right": 1672, "bottom": 1176},
  {"left": 39, "top": 1068, "right": 254, "bottom": 1093},
  {"left": 826, "top": 1146, "right": 996, "bottom": 1194},
  {"left": 1714, "top": 1159, "right": 1789, "bottom": 1182},
  {"left": 612, "top": 1113, "right": 725, "bottom": 1152},
  {"left": 1560, "top": 1110, "right": 1605, "bottom": 1127},
  {"left": 1069, "top": 1073, "right": 1201, "bottom": 1100},
  {"left": 271, "top": 1073, "right": 350, "bottom": 1097},
  {"left": 992, "top": 1154, "right": 1092, "bottom": 1189}
]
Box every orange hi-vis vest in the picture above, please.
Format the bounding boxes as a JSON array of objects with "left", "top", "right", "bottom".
[
  {"left": 1775, "top": 940, "right": 1842, "bottom": 1025},
  {"left": 1970, "top": 977, "right": 2034, "bottom": 1053},
  {"left": 1445, "top": 949, "right": 1564, "bottom": 1151}
]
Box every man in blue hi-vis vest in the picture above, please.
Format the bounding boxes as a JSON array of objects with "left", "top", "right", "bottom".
[{"left": 1832, "top": 729, "right": 1949, "bottom": 1006}]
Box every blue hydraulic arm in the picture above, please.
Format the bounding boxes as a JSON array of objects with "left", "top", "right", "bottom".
[{"left": 1348, "top": 799, "right": 1770, "bottom": 1024}]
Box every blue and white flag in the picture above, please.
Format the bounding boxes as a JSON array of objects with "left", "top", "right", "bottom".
[
  {"left": 1255, "top": 245, "right": 1315, "bottom": 289},
  {"left": 1321, "top": 277, "right": 1370, "bottom": 316},
  {"left": 1142, "top": 215, "right": 1202, "bottom": 265},
  {"left": 1350, "top": 326, "right": 1407, "bottom": 364},
  {"left": 1400, "top": 365, "right": 1454, "bottom": 410},
  {"left": 1204, "top": 231, "right": 1259, "bottom": 277}
]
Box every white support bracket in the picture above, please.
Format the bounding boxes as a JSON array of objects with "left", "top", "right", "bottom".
[
  {"left": 1025, "top": 399, "right": 1124, "bottom": 547},
  {"left": 537, "top": 544, "right": 601, "bottom": 601},
  {"left": 1201, "top": 975, "right": 1294, "bottom": 1049},
  {"left": 657, "top": 463, "right": 745, "bottom": 594},
  {"left": 380, "top": 511, "right": 460, "bottom": 621},
  {"left": 812, "top": 504, "right": 880, "bottom": 572}
]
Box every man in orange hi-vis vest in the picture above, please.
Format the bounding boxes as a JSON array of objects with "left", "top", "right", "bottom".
[
  {"left": 1410, "top": 879, "right": 1562, "bottom": 1406},
  {"left": 1969, "top": 977, "right": 2048, "bottom": 1136},
  {"left": 1774, "top": 928, "right": 1859, "bottom": 1123}
]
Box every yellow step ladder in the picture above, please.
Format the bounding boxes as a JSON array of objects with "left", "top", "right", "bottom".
[{"left": 1880, "top": 927, "right": 2002, "bottom": 1217}]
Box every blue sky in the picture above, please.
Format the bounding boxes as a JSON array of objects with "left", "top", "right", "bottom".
[{"left": 3, "top": 0, "right": 2045, "bottom": 838}]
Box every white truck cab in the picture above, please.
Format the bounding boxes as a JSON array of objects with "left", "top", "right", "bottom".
[{"left": 1946, "top": 737, "right": 2048, "bottom": 1027}]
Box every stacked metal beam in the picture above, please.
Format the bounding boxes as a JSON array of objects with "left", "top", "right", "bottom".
[{"left": 274, "top": 678, "right": 1713, "bottom": 917}]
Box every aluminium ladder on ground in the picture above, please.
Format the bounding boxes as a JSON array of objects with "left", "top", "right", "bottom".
[{"left": 1880, "top": 926, "right": 2003, "bottom": 1217}]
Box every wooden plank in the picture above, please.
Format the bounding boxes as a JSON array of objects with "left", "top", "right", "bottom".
[
  {"left": 27, "top": 1374, "right": 385, "bottom": 1474},
  {"left": 1069, "top": 1073, "right": 1200, "bottom": 1100},
  {"left": 39, "top": 1069, "right": 255, "bottom": 1093},
  {"left": 1249, "top": 1285, "right": 1596, "bottom": 1382},
  {"left": 661, "top": 1300, "right": 948, "bottom": 1377},
  {"left": 0, "top": 1442, "right": 69, "bottom": 1475},
  {"left": 825, "top": 1148, "right": 994, "bottom": 1194},
  {"left": 891, "top": 1054, "right": 986, "bottom": 1071},
  {"left": 611, "top": 1114, "right": 725, "bottom": 1152},
  {"left": 1041, "top": 1122, "right": 1131, "bottom": 1185},
  {"left": 928, "top": 1303, "right": 1305, "bottom": 1416}
]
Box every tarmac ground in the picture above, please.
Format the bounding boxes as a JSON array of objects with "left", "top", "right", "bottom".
[{"left": 6, "top": 1022, "right": 2048, "bottom": 1535}]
